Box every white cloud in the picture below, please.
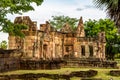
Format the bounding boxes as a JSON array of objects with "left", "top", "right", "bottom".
[
  {"left": 6, "top": 0, "right": 106, "bottom": 23},
  {"left": 0, "top": 32, "right": 8, "bottom": 43}
]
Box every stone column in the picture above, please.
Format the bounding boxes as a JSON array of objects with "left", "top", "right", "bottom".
[
  {"left": 102, "top": 43, "right": 106, "bottom": 59},
  {"left": 101, "top": 43, "right": 106, "bottom": 59},
  {"left": 93, "top": 43, "right": 97, "bottom": 57},
  {"left": 79, "top": 45, "right": 81, "bottom": 58},
  {"left": 73, "top": 42, "right": 79, "bottom": 58},
  {"left": 85, "top": 45, "right": 90, "bottom": 58},
  {"left": 52, "top": 42, "right": 55, "bottom": 58}
]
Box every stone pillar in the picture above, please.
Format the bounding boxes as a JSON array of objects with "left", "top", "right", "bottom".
[
  {"left": 103, "top": 43, "right": 106, "bottom": 59},
  {"left": 85, "top": 45, "right": 90, "bottom": 58},
  {"left": 49, "top": 42, "right": 53, "bottom": 59},
  {"left": 73, "top": 42, "right": 80, "bottom": 58},
  {"left": 52, "top": 42, "right": 55, "bottom": 58},
  {"left": 98, "top": 31, "right": 106, "bottom": 59},
  {"left": 101, "top": 43, "right": 106, "bottom": 59},
  {"left": 79, "top": 45, "right": 81, "bottom": 58},
  {"left": 8, "top": 36, "right": 16, "bottom": 49},
  {"left": 93, "top": 43, "right": 97, "bottom": 57}
]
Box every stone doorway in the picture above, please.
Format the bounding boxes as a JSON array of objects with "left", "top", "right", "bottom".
[{"left": 64, "top": 45, "right": 74, "bottom": 58}]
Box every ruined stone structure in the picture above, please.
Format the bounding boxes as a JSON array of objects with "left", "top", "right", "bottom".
[{"left": 8, "top": 16, "right": 106, "bottom": 60}]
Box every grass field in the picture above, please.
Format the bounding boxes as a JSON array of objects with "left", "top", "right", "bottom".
[
  {"left": 1, "top": 67, "right": 120, "bottom": 80},
  {"left": 1, "top": 59, "right": 120, "bottom": 80},
  {"left": 1, "top": 58, "right": 120, "bottom": 80}
]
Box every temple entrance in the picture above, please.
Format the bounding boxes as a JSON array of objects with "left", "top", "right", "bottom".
[{"left": 64, "top": 45, "right": 73, "bottom": 58}]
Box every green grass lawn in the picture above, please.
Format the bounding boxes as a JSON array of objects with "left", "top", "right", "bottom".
[{"left": 1, "top": 67, "right": 120, "bottom": 80}]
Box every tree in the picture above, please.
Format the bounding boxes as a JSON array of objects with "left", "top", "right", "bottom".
[
  {"left": 84, "top": 19, "right": 120, "bottom": 60},
  {"left": 93, "top": 0, "right": 120, "bottom": 33},
  {"left": 0, "top": 40, "right": 7, "bottom": 49},
  {"left": 49, "top": 15, "right": 78, "bottom": 30},
  {"left": 0, "top": 0, "right": 43, "bottom": 37}
]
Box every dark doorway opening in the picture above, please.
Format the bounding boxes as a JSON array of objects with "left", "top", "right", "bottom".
[{"left": 81, "top": 45, "right": 85, "bottom": 56}]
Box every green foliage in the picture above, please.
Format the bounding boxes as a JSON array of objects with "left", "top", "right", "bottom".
[
  {"left": 12, "top": 24, "right": 28, "bottom": 37},
  {"left": 93, "top": 0, "right": 120, "bottom": 32},
  {"left": 93, "top": 0, "right": 119, "bottom": 10},
  {"left": 84, "top": 19, "right": 120, "bottom": 60},
  {"left": 0, "top": 40, "right": 7, "bottom": 49},
  {"left": 49, "top": 15, "right": 78, "bottom": 30},
  {"left": 1, "top": 19, "right": 28, "bottom": 37},
  {"left": 0, "top": 0, "right": 43, "bottom": 37},
  {"left": 85, "top": 19, "right": 117, "bottom": 41}
]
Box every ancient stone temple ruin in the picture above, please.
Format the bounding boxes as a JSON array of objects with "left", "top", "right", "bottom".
[{"left": 8, "top": 16, "right": 106, "bottom": 60}]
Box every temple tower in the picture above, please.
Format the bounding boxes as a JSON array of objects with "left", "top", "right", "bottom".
[
  {"left": 9, "top": 16, "right": 38, "bottom": 58},
  {"left": 76, "top": 17, "right": 85, "bottom": 37}
]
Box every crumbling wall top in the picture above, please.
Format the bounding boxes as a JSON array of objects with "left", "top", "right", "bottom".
[
  {"left": 60, "top": 23, "right": 73, "bottom": 33},
  {"left": 14, "top": 16, "right": 37, "bottom": 31}
]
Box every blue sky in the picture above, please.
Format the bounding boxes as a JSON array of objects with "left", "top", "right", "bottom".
[{"left": 0, "top": 0, "right": 106, "bottom": 43}]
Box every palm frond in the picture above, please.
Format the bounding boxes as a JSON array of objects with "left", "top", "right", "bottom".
[{"left": 93, "top": 0, "right": 120, "bottom": 30}]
